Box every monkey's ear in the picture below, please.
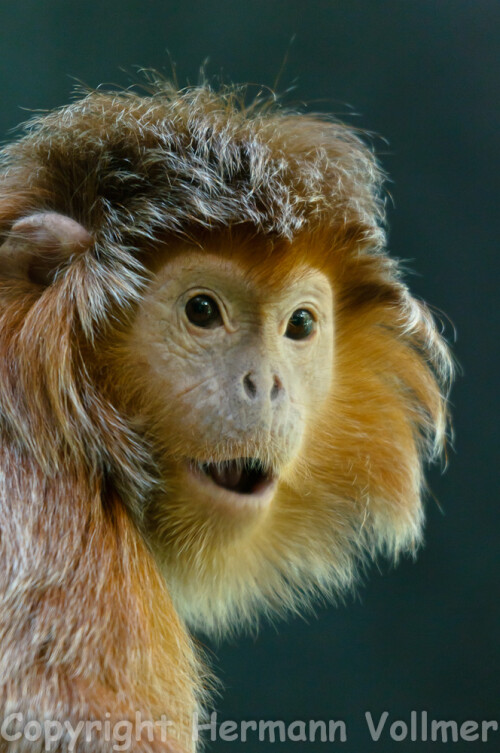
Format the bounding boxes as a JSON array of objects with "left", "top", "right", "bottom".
[{"left": 0, "top": 212, "right": 92, "bottom": 286}]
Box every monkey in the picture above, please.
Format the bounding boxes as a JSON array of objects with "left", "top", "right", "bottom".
[{"left": 0, "top": 81, "right": 453, "bottom": 752}]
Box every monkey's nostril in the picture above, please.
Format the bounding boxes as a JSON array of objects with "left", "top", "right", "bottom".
[
  {"left": 270, "top": 375, "right": 283, "bottom": 401},
  {"left": 243, "top": 373, "right": 257, "bottom": 399},
  {"left": 243, "top": 373, "right": 283, "bottom": 401}
]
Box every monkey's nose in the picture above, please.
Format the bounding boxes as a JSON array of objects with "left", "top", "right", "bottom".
[{"left": 243, "top": 372, "right": 283, "bottom": 402}]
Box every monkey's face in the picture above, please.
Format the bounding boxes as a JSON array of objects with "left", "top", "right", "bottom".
[{"left": 121, "top": 245, "right": 334, "bottom": 519}]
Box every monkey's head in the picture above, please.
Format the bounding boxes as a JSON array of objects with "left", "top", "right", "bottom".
[{"left": 0, "top": 83, "right": 452, "bottom": 635}]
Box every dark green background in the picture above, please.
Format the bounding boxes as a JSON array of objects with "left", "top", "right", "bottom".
[{"left": 1, "top": 2, "right": 498, "bottom": 751}]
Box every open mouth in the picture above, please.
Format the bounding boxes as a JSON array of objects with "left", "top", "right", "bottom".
[
  {"left": 200, "top": 458, "right": 274, "bottom": 495},
  {"left": 186, "top": 457, "right": 276, "bottom": 504}
]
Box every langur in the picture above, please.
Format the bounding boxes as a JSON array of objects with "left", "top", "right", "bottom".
[{"left": 0, "top": 81, "right": 453, "bottom": 752}]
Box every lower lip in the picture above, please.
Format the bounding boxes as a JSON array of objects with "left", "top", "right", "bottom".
[{"left": 185, "top": 462, "right": 277, "bottom": 512}]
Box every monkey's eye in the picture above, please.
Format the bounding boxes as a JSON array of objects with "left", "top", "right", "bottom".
[
  {"left": 285, "top": 309, "right": 315, "bottom": 340},
  {"left": 185, "top": 295, "right": 223, "bottom": 328}
]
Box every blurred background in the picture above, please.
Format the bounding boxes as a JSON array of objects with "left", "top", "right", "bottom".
[{"left": 1, "top": 1, "right": 498, "bottom": 750}]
